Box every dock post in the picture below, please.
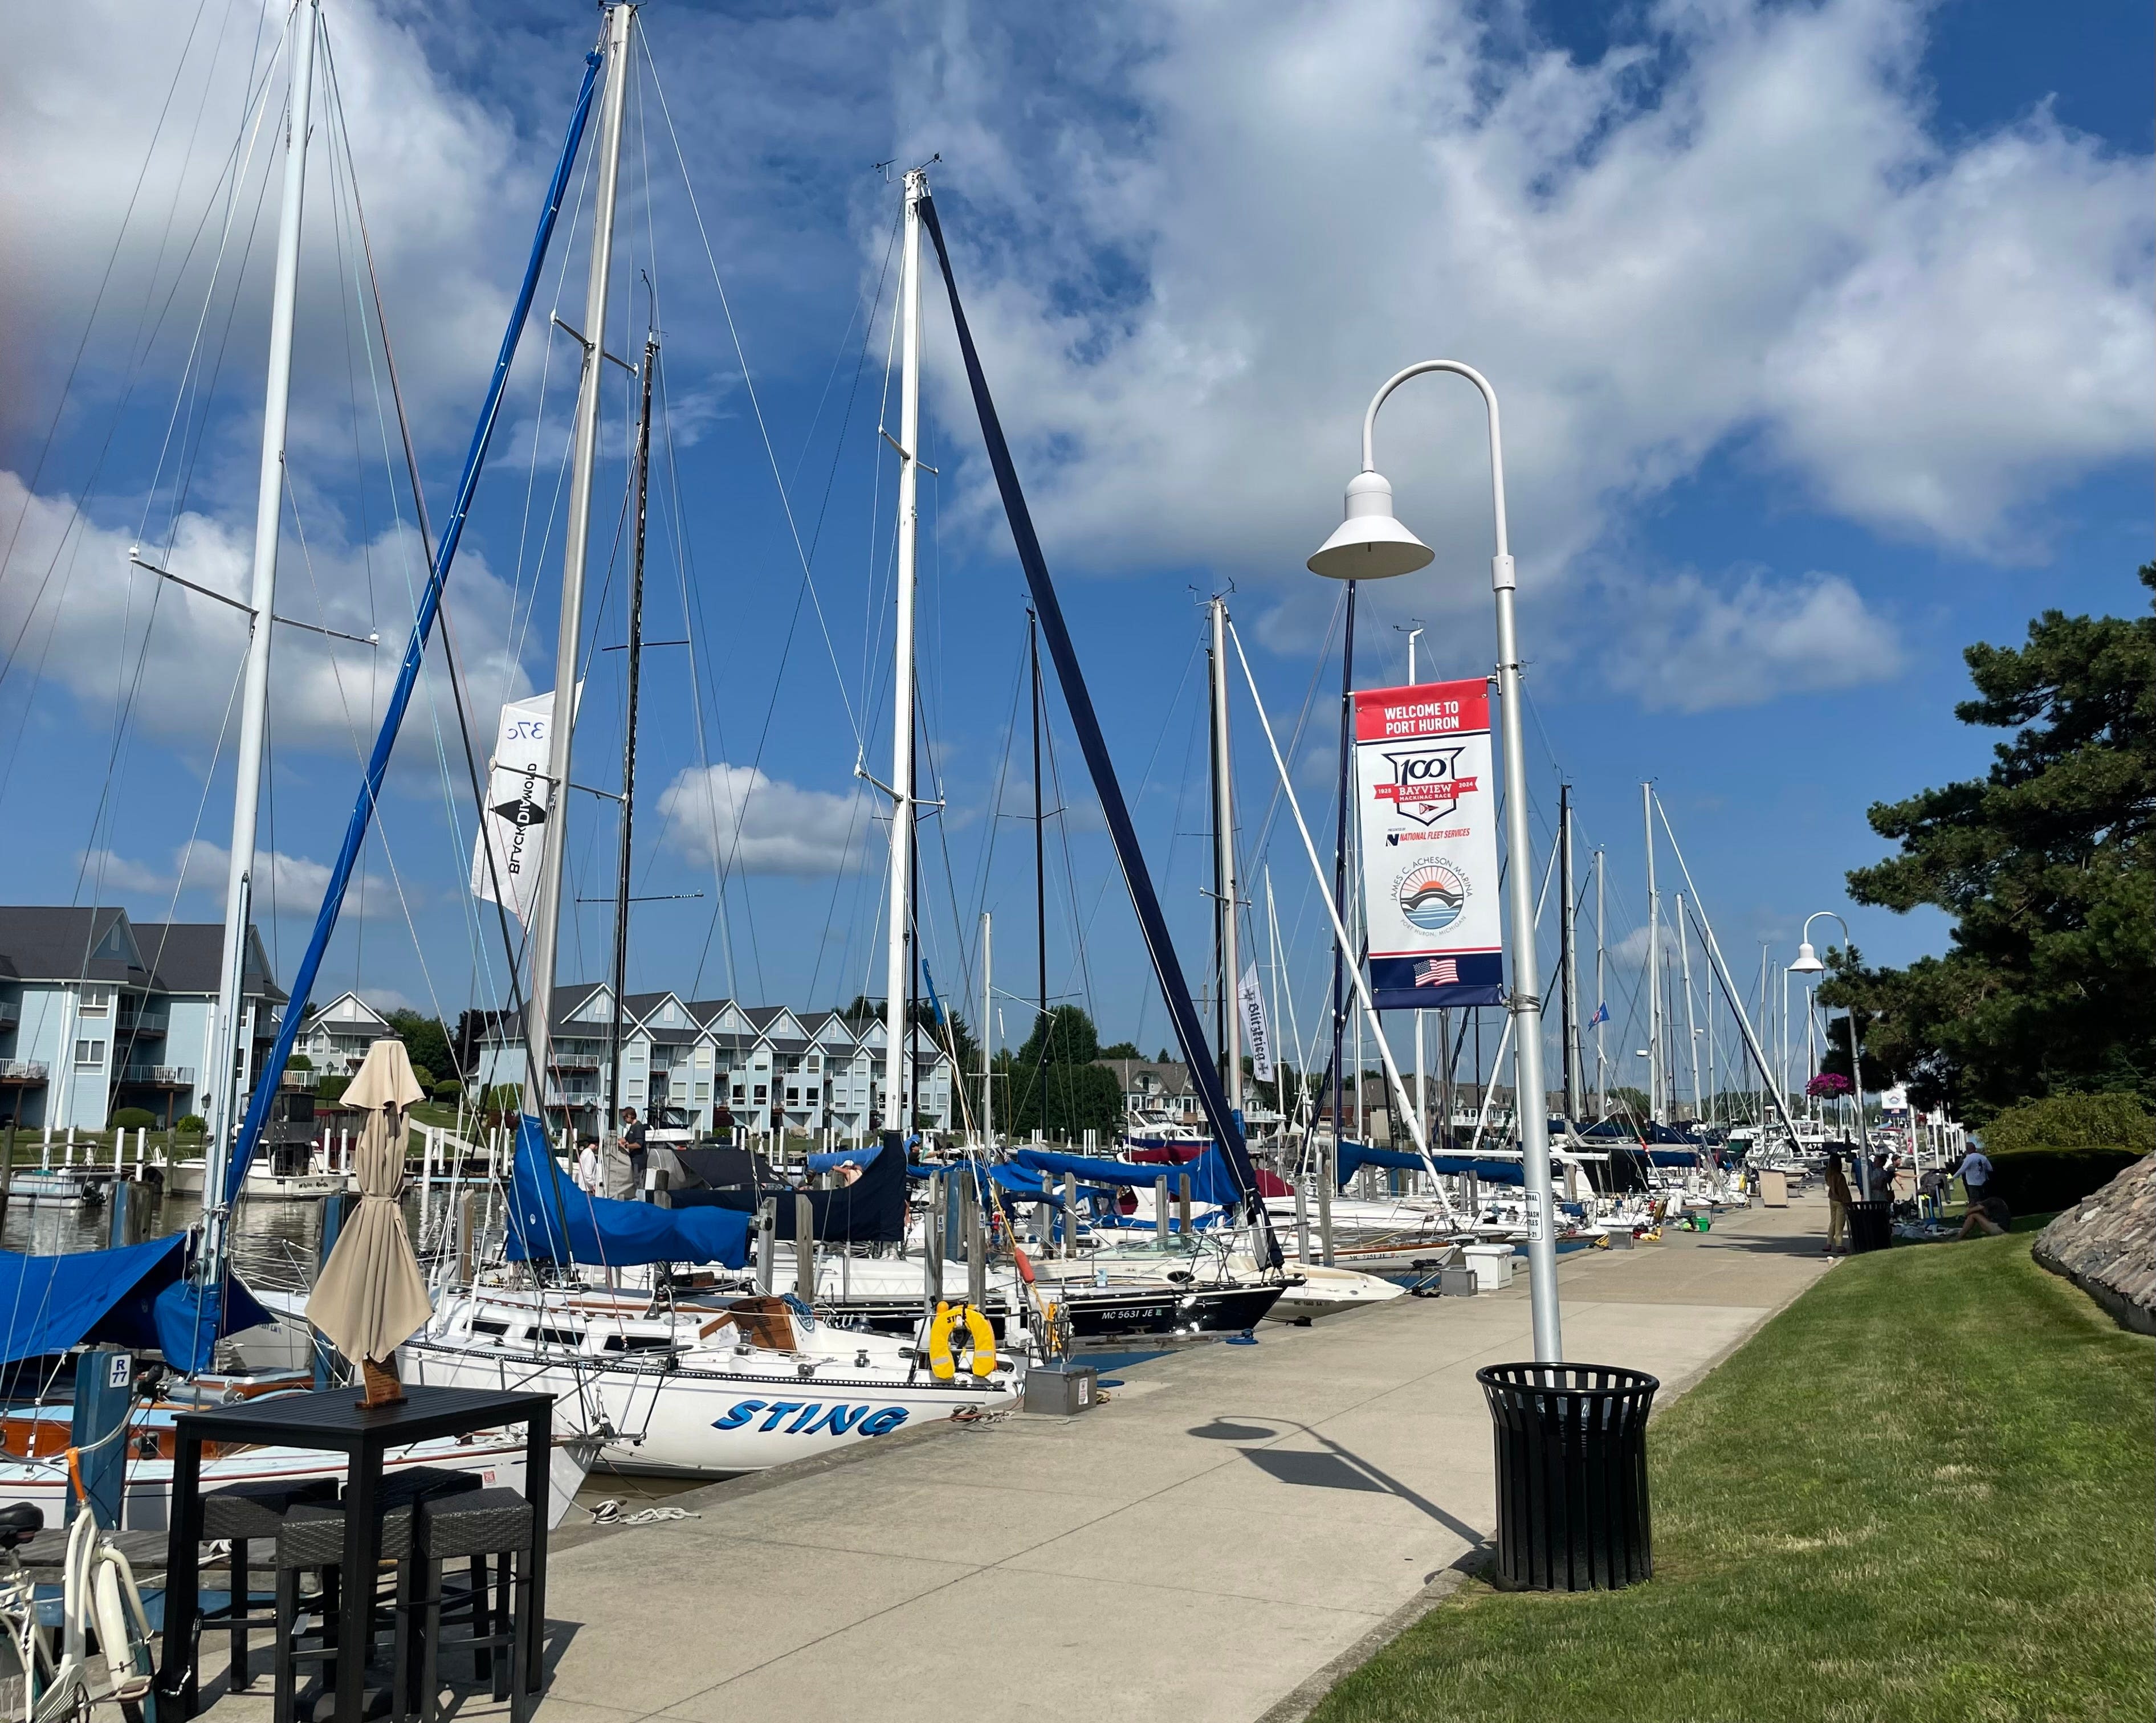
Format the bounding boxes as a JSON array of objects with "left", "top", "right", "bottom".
[
  {"left": 923, "top": 1172, "right": 945, "bottom": 1310},
  {"left": 68, "top": 1346, "right": 133, "bottom": 1528},
  {"left": 1318, "top": 1135, "right": 1335, "bottom": 1266},
  {"left": 1177, "top": 1173, "right": 1192, "bottom": 1239},
  {"left": 107, "top": 1179, "right": 146, "bottom": 1249},
  {"left": 1061, "top": 1173, "right": 1077, "bottom": 1259},
  {"left": 1155, "top": 1176, "right": 1169, "bottom": 1244},
  {"left": 966, "top": 1179, "right": 987, "bottom": 1308},
  {"left": 1294, "top": 1167, "right": 1309, "bottom": 1263},
  {"left": 794, "top": 1193, "right": 816, "bottom": 1303},
  {"left": 0, "top": 1122, "right": 14, "bottom": 1225},
  {"left": 312, "top": 1191, "right": 358, "bottom": 1387},
  {"left": 458, "top": 1190, "right": 479, "bottom": 1287},
  {"left": 754, "top": 1198, "right": 776, "bottom": 1294}
]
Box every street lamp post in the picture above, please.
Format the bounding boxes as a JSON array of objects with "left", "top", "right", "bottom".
[
  {"left": 1788, "top": 911, "right": 1871, "bottom": 1197},
  {"left": 1308, "top": 360, "right": 1562, "bottom": 1365}
]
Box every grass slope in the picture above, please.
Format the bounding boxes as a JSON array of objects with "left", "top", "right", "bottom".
[{"left": 1313, "top": 1234, "right": 2155, "bottom": 1723}]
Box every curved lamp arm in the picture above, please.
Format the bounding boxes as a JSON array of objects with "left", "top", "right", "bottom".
[{"left": 1362, "top": 360, "right": 1511, "bottom": 565}]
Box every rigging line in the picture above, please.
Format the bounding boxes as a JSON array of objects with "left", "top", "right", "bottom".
[
  {"left": 639, "top": 38, "right": 861, "bottom": 751},
  {"left": 0, "top": 0, "right": 217, "bottom": 585},
  {"left": 324, "top": 31, "right": 523, "bottom": 1030},
  {"left": 134, "top": 9, "right": 292, "bottom": 553}
]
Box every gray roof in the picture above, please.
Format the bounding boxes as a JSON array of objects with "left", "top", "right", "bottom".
[
  {"left": 0, "top": 907, "right": 283, "bottom": 1001},
  {"left": 1098, "top": 1059, "right": 1193, "bottom": 1096}
]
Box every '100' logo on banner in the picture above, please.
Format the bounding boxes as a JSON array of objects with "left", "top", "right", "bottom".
[{"left": 712, "top": 1401, "right": 911, "bottom": 1436}]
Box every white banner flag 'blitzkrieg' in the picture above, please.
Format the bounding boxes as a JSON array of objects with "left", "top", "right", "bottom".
[
  {"left": 1237, "top": 963, "right": 1275, "bottom": 1085},
  {"left": 1353, "top": 678, "right": 1505, "bottom": 1010},
  {"left": 470, "top": 689, "right": 566, "bottom": 925}
]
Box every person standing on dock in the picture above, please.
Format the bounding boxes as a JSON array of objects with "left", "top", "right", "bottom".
[
  {"left": 620, "top": 1107, "right": 648, "bottom": 1199},
  {"left": 1824, "top": 1152, "right": 1852, "bottom": 1256}
]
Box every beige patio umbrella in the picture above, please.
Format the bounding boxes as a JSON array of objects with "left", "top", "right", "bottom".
[{"left": 307, "top": 1037, "right": 433, "bottom": 1405}]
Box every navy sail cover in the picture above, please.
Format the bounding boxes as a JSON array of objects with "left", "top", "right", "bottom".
[
  {"left": 0, "top": 1234, "right": 273, "bottom": 1371},
  {"left": 506, "top": 1114, "right": 750, "bottom": 1267}
]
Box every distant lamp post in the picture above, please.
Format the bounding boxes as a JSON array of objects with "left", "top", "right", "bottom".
[
  {"left": 1310, "top": 360, "right": 1561, "bottom": 1365},
  {"left": 1790, "top": 913, "right": 1872, "bottom": 1197}
]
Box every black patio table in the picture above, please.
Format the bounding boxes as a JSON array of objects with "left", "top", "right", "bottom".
[{"left": 154, "top": 1384, "right": 555, "bottom": 1721}]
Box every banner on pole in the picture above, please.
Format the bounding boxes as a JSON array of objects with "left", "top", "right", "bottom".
[
  {"left": 1353, "top": 677, "right": 1505, "bottom": 1010},
  {"left": 471, "top": 688, "right": 568, "bottom": 925},
  {"left": 1237, "top": 963, "right": 1275, "bottom": 1084}
]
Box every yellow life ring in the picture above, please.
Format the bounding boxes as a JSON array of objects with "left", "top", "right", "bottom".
[{"left": 927, "top": 1301, "right": 997, "bottom": 1381}]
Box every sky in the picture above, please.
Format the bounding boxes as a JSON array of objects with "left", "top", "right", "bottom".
[{"left": 0, "top": 0, "right": 2149, "bottom": 1103}]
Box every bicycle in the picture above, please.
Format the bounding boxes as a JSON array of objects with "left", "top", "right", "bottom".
[{"left": 0, "top": 1484, "right": 160, "bottom": 1723}]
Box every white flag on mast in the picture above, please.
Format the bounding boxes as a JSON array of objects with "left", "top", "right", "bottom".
[
  {"left": 1238, "top": 962, "right": 1276, "bottom": 1085},
  {"left": 470, "top": 689, "right": 565, "bottom": 925}
]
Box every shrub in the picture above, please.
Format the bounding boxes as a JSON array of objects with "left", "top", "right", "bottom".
[
  {"left": 175, "top": 1114, "right": 206, "bottom": 1134},
  {"left": 315, "top": 1074, "right": 350, "bottom": 1105},
  {"left": 1987, "top": 1146, "right": 2145, "bottom": 1215},
  {"left": 432, "top": 1081, "right": 463, "bottom": 1103},
  {"left": 108, "top": 1107, "right": 157, "bottom": 1131},
  {"left": 409, "top": 1064, "right": 435, "bottom": 1091},
  {"left": 287, "top": 1054, "right": 313, "bottom": 1071},
  {"left": 1980, "top": 1092, "right": 2155, "bottom": 1157}
]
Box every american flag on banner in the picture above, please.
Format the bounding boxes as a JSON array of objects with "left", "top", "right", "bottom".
[{"left": 1415, "top": 957, "right": 1460, "bottom": 988}]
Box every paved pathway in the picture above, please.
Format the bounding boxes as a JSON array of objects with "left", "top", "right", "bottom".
[{"left": 188, "top": 1194, "right": 1832, "bottom": 1723}]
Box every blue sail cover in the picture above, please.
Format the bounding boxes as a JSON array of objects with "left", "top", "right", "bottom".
[
  {"left": 0, "top": 1235, "right": 273, "bottom": 1370},
  {"left": 505, "top": 1115, "right": 749, "bottom": 1268},
  {"left": 1334, "top": 1140, "right": 1532, "bottom": 1188},
  {"left": 1014, "top": 1147, "right": 1248, "bottom": 1206}
]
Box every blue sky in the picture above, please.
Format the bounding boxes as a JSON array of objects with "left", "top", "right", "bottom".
[{"left": 1, "top": 0, "right": 2149, "bottom": 1095}]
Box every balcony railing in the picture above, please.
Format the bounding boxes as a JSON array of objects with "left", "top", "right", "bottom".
[
  {"left": 0, "top": 1060, "right": 50, "bottom": 1082},
  {"left": 549, "top": 1052, "right": 602, "bottom": 1071},
  {"left": 119, "top": 1065, "right": 193, "bottom": 1086},
  {"left": 117, "top": 1012, "right": 169, "bottom": 1038}
]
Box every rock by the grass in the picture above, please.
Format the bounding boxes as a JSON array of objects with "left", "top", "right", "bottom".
[{"left": 2033, "top": 1152, "right": 2156, "bottom": 1336}]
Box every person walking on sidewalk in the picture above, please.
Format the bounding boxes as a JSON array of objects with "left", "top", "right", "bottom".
[
  {"left": 1824, "top": 1151, "right": 1852, "bottom": 1255},
  {"left": 1957, "top": 1144, "right": 1995, "bottom": 1215}
]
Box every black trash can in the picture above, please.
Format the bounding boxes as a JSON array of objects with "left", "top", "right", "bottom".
[
  {"left": 1847, "top": 1197, "right": 1893, "bottom": 1254},
  {"left": 1477, "top": 1362, "right": 1658, "bottom": 1591}
]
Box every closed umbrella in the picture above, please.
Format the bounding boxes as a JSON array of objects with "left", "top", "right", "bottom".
[{"left": 307, "top": 1037, "right": 433, "bottom": 1406}]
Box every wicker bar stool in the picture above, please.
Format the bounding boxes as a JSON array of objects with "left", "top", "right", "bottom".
[
  {"left": 198, "top": 1479, "right": 339, "bottom": 1693},
  {"left": 405, "top": 1488, "right": 537, "bottom": 1723},
  {"left": 270, "top": 1469, "right": 482, "bottom": 1723}
]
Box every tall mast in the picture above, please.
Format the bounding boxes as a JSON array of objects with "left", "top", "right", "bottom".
[
  {"left": 1209, "top": 595, "right": 1241, "bottom": 1121},
  {"left": 1558, "top": 783, "right": 1578, "bottom": 1124},
  {"left": 606, "top": 326, "right": 658, "bottom": 1150},
  {"left": 878, "top": 165, "right": 925, "bottom": 1134},
  {"left": 1677, "top": 892, "right": 1699, "bottom": 1121},
  {"left": 1643, "top": 781, "right": 1660, "bottom": 1123},
  {"left": 523, "top": 1, "right": 633, "bottom": 1124},
  {"left": 979, "top": 911, "right": 993, "bottom": 1146},
  {"left": 1029, "top": 609, "right": 1047, "bottom": 1096},
  {"left": 202, "top": 0, "right": 319, "bottom": 1255},
  {"left": 1593, "top": 846, "right": 1605, "bottom": 1118}
]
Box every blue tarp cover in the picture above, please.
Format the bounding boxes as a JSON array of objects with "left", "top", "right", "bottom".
[
  {"left": 1334, "top": 1140, "right": 1532, "bottom": 1188},
  {"left": 0, "top": 1234, "right": 274, "bottom": 1370},
  {"left": 506, "top": 1115, "right": 750, "bottom": 1268},
  {"left": 1014, "top": 1146, "right": 1246, "bottom": 1206},
  {"left": 805, "top": 1146, "right": 881, "bottom": 1174}
]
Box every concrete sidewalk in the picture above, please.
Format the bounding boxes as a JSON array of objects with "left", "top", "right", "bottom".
[
  {"left": 520, "top": 1195, "right": 1830, "bottom": 1723},
  {"left": 177, "top": 1195, "right": 1830, "bottom": 1723}
]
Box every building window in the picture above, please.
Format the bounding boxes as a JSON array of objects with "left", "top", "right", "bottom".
[
  {"left": 805, "top": 1054, "right": 821, "bottom": 1072},
  {"left": 74, "top": 1039, "right": 105, "bottom": 1066},
  {"left": 78, "top": 987, "right": 111, "bottom": 1019},
  {"left": 694, "top": 1083, "right": 710, "bottom": 1103},
  {"left": 753, "top": 1085, "right": 768, "bottom": 1104}
]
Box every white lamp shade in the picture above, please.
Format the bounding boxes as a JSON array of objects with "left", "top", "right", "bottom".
[
  {"left": 1788, "top": 940, "right": 1824, "bottom": 974},
  {"left": 1308, "top": 471, "right": 1433, "bottom": 581}
]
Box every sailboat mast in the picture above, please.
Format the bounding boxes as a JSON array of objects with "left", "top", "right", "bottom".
[
  {"left": 1678, "top": 892, "right": 1699, "bottom": 1121},
  {"left": 202, "top": 0, "right": 319, "bottom": 1248},
  {"left": 979, "top": 911, "right": 993, "bottom": 1146},
  {"left": 1029, "top": 610, "right": 1046, "bottom": 1087},
  {"left": 523, "top": 1, "right": 633, "bottom": 1125},
  {"left": 1209, "top": 595, "right": 1242, "bottom": 1120},
  {"left": 606, "top": 326, "right": 657, "bottom": 1148},
  {"left": 878, "top": 165, "right": 925, "bottom": 1135},
  {"left": 1558, "top": 783, "right": 1577, "bottom": 1123},
  {"left": 1643, "top": 781, "right": 1660, "bottom": 1123},
  {"left": 1593, "top": 846, "right": 1605, "bottom": 1118}
]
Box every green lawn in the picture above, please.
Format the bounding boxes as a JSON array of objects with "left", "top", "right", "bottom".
[{"left": 1313, "top": 1232, "right": 2155, "bottom": 1723}]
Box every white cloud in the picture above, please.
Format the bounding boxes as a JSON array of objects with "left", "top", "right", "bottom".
[
  {"left": 899, "top": 0, "right": 2151, "bottom": 575},
  {"left": 0, "top": 469, "right": 531, "bottom": 762},
  {"left": 653, "top": 762, "right": 868, "bottom": 876},
  {"left": 1600, "top": 567, "right": 1904, "bottom": 713},
  {"left": 76, "top": 839, "right": 405, "bottom": 919}
]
